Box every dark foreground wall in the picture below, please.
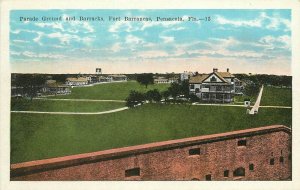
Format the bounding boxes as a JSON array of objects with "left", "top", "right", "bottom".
[{"left": 11, "top": 125, "right": 291, "bottom": 181}]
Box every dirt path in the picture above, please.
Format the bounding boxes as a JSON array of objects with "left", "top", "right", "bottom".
[
  {"left": 34, "top": 98, "right": 125, "bottom": 102},
  {"left": 249, "top": 85, "right": 264, "bottom": 114},
  {"left": 11, "top": 107, "right": 129, "bottom": 115},
  {"left": 192, "top": 102, "right": 291, "bottom": 109}
]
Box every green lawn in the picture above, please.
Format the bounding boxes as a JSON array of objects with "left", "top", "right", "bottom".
[
  {"left": 260, "top": 86, "right": 292, "bottom": 106},
  {"left": 11, "top": 104, "right": 292, "bottom": 163},
  {"left": 11, "top": 99, "right": 125, "bottom": 112},
  {"left": 49, "top": 81, "right": 170, "bottom": 100},
  {"left": 234, "top": 95, "right": 256, "bottom": 105}
]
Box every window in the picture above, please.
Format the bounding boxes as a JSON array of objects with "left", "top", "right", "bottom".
[
  {"left": 189, "top": 148, "right": 200, "bottom": 156},
  {"left": 280, "top": 156, "right": 284, "bottom": 163},
  {"left": 190, "top": 84, "right": 195, "bottom": 89},
  {"left": 270, "top": 158, "right": 275, "bottom": 165},
  {"left": 224, "top": 170, "right": 229, "bottom": 177},
  {"left": 210, "top": 76, "right": 216, "bottom": 82},
  {"left": 195, "top": 88, "right": 200, "bottom": 93},
  {"left": 125, "top": 168, "right": 140, "bottom": 177},
  {"left": 191, "top": 178, "right": 200, "bottom": 181},
  {"left": 205, "top": 174, "right": 212, "bottom": 181},
  {"left": 202, "top": 93, "right": 209, "bottom": 98},
  {"left": 249, "top": 163, "right": 254, "bottom": 171},
  {"left": 237, "top": 140, "right": 247, "bottom": 146},
  {"left": 233, "top": 167, "right": 245, "bottom": 177}
]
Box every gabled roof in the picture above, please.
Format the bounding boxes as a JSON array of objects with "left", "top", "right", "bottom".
[
  {"left": 189, "top": 69, "right": 236, "bottom": 84},
  {"left": 217, "top": 72, "right": 235, "bottom": 78},
  {"left": 108, "top": 74, "right": 127, "bottom": 78},
  {"left": 211, "top": 72, "right": 228, "bottom": 83},
  {"left": 46, "top": 80, "right": 56, "bottom": 84},
  {"left": 154, "top": 78, "right": 168, "bottom": 82},
  {"left": 189, "top": 74, "right": 209, "bottom": 83},
  {"left": 66, "top": 77, "right": 88, "bottom": 82}
]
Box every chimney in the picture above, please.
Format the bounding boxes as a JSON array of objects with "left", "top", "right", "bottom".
[
  {"left": 227, "top": 68, "right": 229, "bottom": 72},
  {"left": 213, "top": 68, "right": 218, "bottom": 72}
]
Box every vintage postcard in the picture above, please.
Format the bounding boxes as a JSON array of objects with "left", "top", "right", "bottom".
[{"left": 1, "top": 0, "right": 300, "bottom": 190}]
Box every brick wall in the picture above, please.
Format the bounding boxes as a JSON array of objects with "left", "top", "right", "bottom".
[{"left": 11, "top": 125, "right": 291, "bottom": 181}]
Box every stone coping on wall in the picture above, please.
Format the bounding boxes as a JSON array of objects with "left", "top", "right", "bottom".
[{"left": 11, "top": 125, "right": 291, "bottom": 177}]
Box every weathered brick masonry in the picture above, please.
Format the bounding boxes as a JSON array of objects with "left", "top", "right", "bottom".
[{"left": 11, "top": 125, "right": 291, "bottom": 181}]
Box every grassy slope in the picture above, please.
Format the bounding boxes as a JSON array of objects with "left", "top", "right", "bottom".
[
  {"left": 260, "top": 86, "right": 292, "bottom": 106},
  {"left": 11, "top": 99, "right": 125, "bottom": 112},
  {"left": 49, "top": 81, "right": 170, "bottom": 100},
  {"left": 11, "top": 104, "right": 292, "bottom": 163}
]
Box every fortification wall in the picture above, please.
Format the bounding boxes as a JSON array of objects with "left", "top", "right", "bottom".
[{"left": 11, "top": 125, "right": 291, "bottom": 181}]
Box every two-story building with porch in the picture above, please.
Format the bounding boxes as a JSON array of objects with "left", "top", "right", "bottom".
[{"left": 189, "top": 68, "right": 237, "bottom": 103}]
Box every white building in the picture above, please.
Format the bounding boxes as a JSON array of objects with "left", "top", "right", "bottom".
[
  {"left": 180, "top": 71, "right": 194, "bottom": 81},
  {"left": 154, "top": 77, "right": 169, "bottom": 84},
  {"left": 189, "top": 68, "right": 241, "bottom": 103},
  {"left": 106, "top": 75, "right": 127, "bottom": 82},
  {"left": 66, "top": 77, "right": 88, "bottom": 86}
]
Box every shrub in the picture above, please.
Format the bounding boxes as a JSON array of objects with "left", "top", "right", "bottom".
[{"left": 125, "top": 90, "right": 145, "bottom": 108}]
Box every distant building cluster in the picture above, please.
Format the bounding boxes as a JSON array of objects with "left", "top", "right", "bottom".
[
  {"left": 43, "top": 80, "right": 71, "bottom": 95},
  {"left": 66, "top": 74, "right": 127, "bottom": 86},
  {"left": 154, "top": 76, "right": 179, "bottom": 84},
  {"left": 11, "top": 70, "right": 128, "bottom": 97}
]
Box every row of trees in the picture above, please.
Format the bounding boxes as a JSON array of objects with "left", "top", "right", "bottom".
[
  {"left": 234, "top": 74, "right": 292, "bottom": 88},
  {"left": 13, "top": 74, "right": 47, "bottom": 100},
  {"left": 126, "top": 81, "right": 199, "bottom": 108}
]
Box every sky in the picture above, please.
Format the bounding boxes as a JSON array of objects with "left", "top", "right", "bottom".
[{"left": 10, "top": 9, "right": 291, "bottom": 75}]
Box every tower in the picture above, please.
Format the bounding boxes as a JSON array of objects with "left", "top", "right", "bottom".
[{"left": 96, "top": 68, "right": 102, "bottom": 75}]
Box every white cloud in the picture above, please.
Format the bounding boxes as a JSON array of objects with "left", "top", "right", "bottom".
[
  {"left": 171, "top": 27, "right": 186, "bottom": 31},
  {"left": 35, "top": 22, "right": 65, "bottom": 31},
  {"left": 11, "top": 29, "right": 37, "bottom": 34},
  {"left": 137, "top": 50, "right": 169, "bottom": 59},
  {"left": 12, "top": 39, "right": 30, "bottom": 43},
  {"left": 10, "top": 51, "right": 21, "bottom": 56},
  {"left": 141, "top": 20, "right": 183, "bottom": 31},
  {"left": 215, "top": 15, "right": 262, "bottom": 27},
  {"left": 109, "top": 21, "right": 136, "bottom": 33},
  {"left": 82, "top": 22, "right": 95, "bottom": 33},
  {"left": 33, "top": 32, "right": 44, "bottom": 46},
  {"left": 258, "top": 35, "right": 291, "bottom": 50},
  {"left": 215, "top": 12, "right": 290, "bottom": 31},
  {"left": 47, "top": 32, "right": 94, "bottom": 45},
  {"left": 111, "top": 43, "right": 122, "bottom": 52},
  {"left": 208, "top": 37, "right": 240, "bottom": 50},
  {"left": 260, "top": 12, "right": 291, "bottom": 31},
  {"left": 22, "top": 51, "right": 66, "bottom": 59},
  {"left": 159, "top": 35, "right": 174, "bottom": 43},
  {"left": 125, "top": 35, "right": 144, "bottom": 45},
  {"left": 172, "top": 37, "right": 267, "bottom": 59}
]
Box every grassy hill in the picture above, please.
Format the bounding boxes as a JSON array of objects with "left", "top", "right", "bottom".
[
  {"left": 49, "top": 81, "right": 170, "bottom": 100},
  {"left": 11, "top": 104, "right": 292, "bottom": 163}
]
